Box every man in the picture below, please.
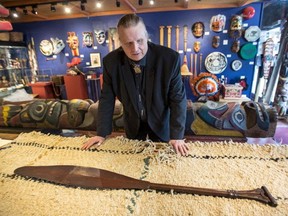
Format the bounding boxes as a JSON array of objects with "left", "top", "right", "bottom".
[{"left": 82, "top": 14, "right": 189, "bottom": 156}]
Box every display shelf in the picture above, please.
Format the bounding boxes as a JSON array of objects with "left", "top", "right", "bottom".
[
  {"left": 0, "top": 43, "right": 30, "bottom": 87},
  {"left": 0, "top": 41, "right": 26, "bottom": 47}
]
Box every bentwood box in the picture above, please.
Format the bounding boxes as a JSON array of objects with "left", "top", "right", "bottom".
[{"left": 223, "top": 84, "right": 243, "bottom": 99}]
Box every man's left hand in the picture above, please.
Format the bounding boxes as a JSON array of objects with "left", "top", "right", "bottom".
[{"left": 169, "top": 139, "right": 189, "bottom": 156}]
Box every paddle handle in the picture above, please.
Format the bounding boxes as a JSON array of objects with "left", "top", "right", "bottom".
[{"left": 149, "top": 183, "right": 277, "bottom": 207}]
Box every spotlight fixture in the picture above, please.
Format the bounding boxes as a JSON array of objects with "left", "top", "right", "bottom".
[
  {"left": 23, "top": 7, "right": 28, "bottom": 15},
  {"left": 80, "top": 3, "right": 85, "bottom": 10},
  {"left": 116, "top": 0, "right": 120, "bottom": 7},
  {"left": 149, "top": 0, "right": 155, "bottom": 5},
  {"left": 11, "top": 8, "right": 19, "bottom": 18},
  {"left": 62, "top": 0, "right": 68, "bottom": 6},
  {"left": 175, "top": 0, "right": 178, "bottom": 2},
  {"left": 139, "top": 0, "right": 143, "bottom": 5},
  {"left": 50, "top": 4, "right": 56, "bottom": 12},
  {"left": 64, "top": 7, "right": 71, "bottom": 13},
  {"left": 6, "top": 1, "right": 92, "bottom": 17},
  {"left": 80, "top": 0, "right": 86, "bottom": 10},
  {"left": 96, "top": 2, "right": 102, "bottom": 8},
  {"left": 31, "top": 5, "right": 38, "bottom": 15}
]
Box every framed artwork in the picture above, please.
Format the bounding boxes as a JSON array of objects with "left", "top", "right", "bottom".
[{"left": 90, "top": 53, "right": 101, "bottom": 67}]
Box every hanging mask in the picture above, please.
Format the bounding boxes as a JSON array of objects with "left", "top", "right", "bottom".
[
  {"left": 66, "top": 32, "right": 79, "bottom": 56},
  {"left": 39, "top": 40, "right": 53, "bottom": 56},
  {"left": 210, "top": 14, "right": 226, "bottom": 32},
  {"left": 82, "top": 32, "right": 93, "bottom": 47},
  {"left": 94, "top": 30, "right": 106, "bottom": 45},
  {"left": 212, "top": 36, "right": 220, "bottom": 48},
  {"left": 231, "top": 40, "right": 240, "bottom": 53},
  {"left": 51, "top": 37, "right": 65, "bottom": 55},
  {"left": 194, "top": 41, "right": 201, "bottom": 53},
  {"left": 229, "top": 29, "right": 242, "bottom": 40},
  {"left": 191, "top": 22, "right": 204, "bottom": 38},
  {"left": 230, "top": 15, "right": 242, "bottom": 31}
]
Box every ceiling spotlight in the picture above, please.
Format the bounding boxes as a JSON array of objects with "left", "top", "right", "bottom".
[
  {"left": 175, "top": 0, "right": 178, "bottom": 2},
  {"left": 11, "top": 8, "right": 18, "bottom": 18},
  {"left": 139, "top": 0, "right": 143, "bottom": 5},
  {"left": 80, "top": 0, "right": 86, "bottom": 10},
  {"left": 81, "top": 3, "right": 85, "bottom": 10},
  {"left": 62, "top": 1, "right": 68, "bottom": 6},
  {"left": 50, "top": 4, "right": 56, "bottom": 12},
  {"left": 64, "top": 7, "right": 71, "bottom": 13},
  {"left": 31, "top": 5, "right": 38, "bottom": 15},
  {"left": 116, "top": 0, "right": 120, "bottom": 7},
  {"left": 149, "top": 0, "right": 155, "bottom": 5},
  {"left": 96, "top": 2, "right": 102, "bottom": 8},
  {"left": 23, "top": 8, "right": 28, "bottom": 15}
]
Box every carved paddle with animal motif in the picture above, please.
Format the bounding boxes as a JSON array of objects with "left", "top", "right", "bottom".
[{"left": 15, "top": 165, "right": 277, "bottom": 207}]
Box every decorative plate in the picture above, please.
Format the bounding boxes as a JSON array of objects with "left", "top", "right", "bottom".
[
  {"left": 231, "top": 60, "right": 242, "bottom": 71},
  {"left": 204, "top": 52, "right": 227, "bottom": 74},
  {"left": 239, "top": 43, "right": 257, "bottom": 60},
  {"left": 39, "top": 40, "right": 53, "bottom": 56},
  {"left": 244, "top": 26, "right": 261, "bottom": 42}
]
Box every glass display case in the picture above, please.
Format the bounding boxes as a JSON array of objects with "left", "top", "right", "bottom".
[{"left": 0, "top": 41, "right": 31, "bottom": 88}]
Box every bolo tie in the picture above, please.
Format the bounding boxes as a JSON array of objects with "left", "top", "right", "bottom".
[
  {"left": 129, "top": 59, "right": 146, "bottom": 120},
  {"left": 130, "top": 60, "right": 142, "bottom": 74}
]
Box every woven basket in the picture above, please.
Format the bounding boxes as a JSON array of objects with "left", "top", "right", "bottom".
[
  {"left": 0, "top": 32, "right": 9, "bottom": 41},
  {"left": 9, "top": 32, "right": 23, "bottom": 42}
]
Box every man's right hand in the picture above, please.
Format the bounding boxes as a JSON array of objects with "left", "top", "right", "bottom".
[{"left": 81, "top": 136, "right": 105, "bottom": 150}]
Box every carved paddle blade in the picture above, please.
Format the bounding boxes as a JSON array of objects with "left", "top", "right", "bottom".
[{"left": 14, "top": 165, "right": 150, "bottom": 189}]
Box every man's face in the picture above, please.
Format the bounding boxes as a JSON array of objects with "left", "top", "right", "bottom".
[{"left": 118, "top": 22, "right": 148, "bottom": 61}]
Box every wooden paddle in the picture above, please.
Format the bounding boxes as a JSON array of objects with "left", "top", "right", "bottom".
[
  {"left": 14, "top": 165, "right": 277, "bottom": 207},
  {"left": 167, "top": 25, "right": 172, "bottom": 48}
]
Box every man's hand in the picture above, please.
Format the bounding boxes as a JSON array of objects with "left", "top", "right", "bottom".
[
  {"left": 169, "top": 139, "right": 189, "bottom": 156},
  {"left": 81, "top": 136, "right": 105, "bottom": 150}
]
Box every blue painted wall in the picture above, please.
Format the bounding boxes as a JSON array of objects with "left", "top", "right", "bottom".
[{"left": 13, "top": 2, "right": 263, "bottom": 101}]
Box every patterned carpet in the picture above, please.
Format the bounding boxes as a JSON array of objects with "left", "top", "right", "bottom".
[{"left": 0, "top": 132, "right": 287, "bottom": 215}]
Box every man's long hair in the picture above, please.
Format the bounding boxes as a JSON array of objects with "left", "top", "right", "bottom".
[{"left": 117, "top": 14, "right": 148, "bottom": 37}]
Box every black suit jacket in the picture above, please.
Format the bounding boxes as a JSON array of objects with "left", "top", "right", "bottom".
[{"left": 97, "top": 42, "right": 187, "bottom": 141}]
